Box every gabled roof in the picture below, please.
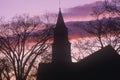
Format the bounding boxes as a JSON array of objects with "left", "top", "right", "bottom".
[{"left": 78, "top": 45, "right": 120, "bottom": 67}]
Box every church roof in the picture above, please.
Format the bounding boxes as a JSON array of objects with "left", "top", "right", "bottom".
[{"left": 78, "top": 45, "right": 120, "bottom": 67}]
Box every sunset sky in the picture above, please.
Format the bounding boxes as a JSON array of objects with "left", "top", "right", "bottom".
[{"left": 0, "top": 0, "right": 104, "bottom": 21}]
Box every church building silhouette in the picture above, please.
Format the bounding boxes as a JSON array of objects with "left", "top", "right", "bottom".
[{"left": 37, "top": 9, "right": 120, "bottom": 80}]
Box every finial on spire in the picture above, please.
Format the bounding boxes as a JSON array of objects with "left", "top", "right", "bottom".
[{"left": 59, "top": 0, "right": 61, "bottom": 10}]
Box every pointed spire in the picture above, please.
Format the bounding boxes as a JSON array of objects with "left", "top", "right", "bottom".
[
  {"left": 55, "top": 0, "right": 67, "bottom": 29},
  {"left": 57, "top": 9, "right": 64, "bottom": 22},
  {"left": 56, "top": 8, "right": 66, "bottom": 27}
]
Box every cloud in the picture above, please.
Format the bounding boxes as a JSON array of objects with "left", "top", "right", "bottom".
[
  {"left": 66, "top": 21, "right": 92, "bottom": 40},
  {"left": 43, "top": 1, "right": 105, "bottom": 39},
  {"left": 62, "top": 1, "right": 104, "bottom": 21}
]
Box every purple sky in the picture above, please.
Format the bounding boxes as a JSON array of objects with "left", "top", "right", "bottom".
[{"left": 0, "top": 0, "right": 104, "bottom": 20}]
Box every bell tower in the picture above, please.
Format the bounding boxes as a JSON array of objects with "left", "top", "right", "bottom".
[{"left": 52, "top": 9, "right": 71, "bottom": 64}]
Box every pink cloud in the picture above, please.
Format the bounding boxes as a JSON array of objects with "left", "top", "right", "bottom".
[{"left": 62, "top": 1, "right": 104, "bottom": 21}]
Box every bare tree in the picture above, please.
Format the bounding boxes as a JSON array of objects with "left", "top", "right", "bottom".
[
  {"left": 71, "top": 38, "right": 100, "bottom": 62},
  {"left": 83, "top": 0, "right": 120, "bottom": 52},
  {"left": 0, "top": 57, "right": 13, "bottom": 80},
  {"left": 70, "top": 0, "right": 120, "bottom": 62},
  {"left": 0, "top": 14, "right": 53, "bottom": 80}
]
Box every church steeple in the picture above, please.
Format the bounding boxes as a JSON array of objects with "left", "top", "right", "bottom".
[
  {"left": 52, "top": 9, "right": 71, "bottom": 64},
  {"left": 54, "top": 9, "right": 69, "bottom": 43}
]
